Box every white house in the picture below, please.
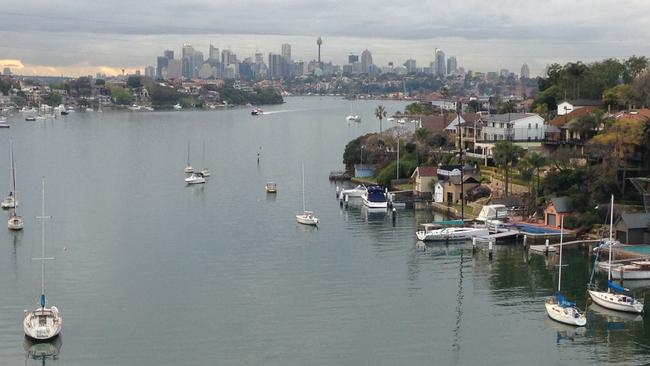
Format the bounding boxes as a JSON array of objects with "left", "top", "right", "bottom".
[
  {"left": 557, "top": 101, "right": 574, "bottom": 116},
  {"left": 479, "top": 113, "right": 545, "bottom": 142}
]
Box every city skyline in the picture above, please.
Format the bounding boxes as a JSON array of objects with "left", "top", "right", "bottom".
[{"left": 2, "top": 0, "right": 650, "bottom": 76}]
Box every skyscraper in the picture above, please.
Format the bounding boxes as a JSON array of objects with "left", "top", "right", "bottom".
[
  {"left": 361, "top": 49, "right": 373, "bottom": 74},
  {"left": 164, "top": 50, "right": 174, "bottom": 60},
  {"left": 221, "top": 49, "right": 232, "bottom": 65},
  {"left": 145, "top": 66, "right": 155, "bottom": 79},
  {"left": 281, "top": 43, "right": 291, "bottom": 62},
  {"left": 435, "top": 49, "right": 446, "bottom": 77},
  {"left": 348, "top": 54, "right": 359, "bottom": 64},
  {"left": 156, "top": 56, "right": 169, "bottom": 79},
  {"left": 182, "top": 43, "right": 194, "bottom": 79},
  {"left": 209, "top": 44, "right": 219, "bottom": 61},
  {"left": 520, "top": 63, "right": 530, "bottom": 79},
  {"left": 447, "top": 56, "right": 457, "bottom": 75},
  {"left": 404, "top": 59, "right": 417, "bottom": 74},
  {"left": 268, "top": 53, "right": 283, "bottom": 78}
]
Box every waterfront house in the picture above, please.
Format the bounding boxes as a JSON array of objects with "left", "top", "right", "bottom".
[
  {"left": 546, "top": 105, "right": 596, "bottom": 146},
  {"left": 453, "top": 113, "right": 545, "bottom": 162},
  {"left": 411, "top": 166, "right": 437, "bottom": 195},
  {"left": 354, "top": 164, "right": 374, "bottom": 178},
  {"left": 434, "top": 175, "right": 480, "bottom": 205},
  {"left": 615, "top": 212, "right": 650, "bottom": 244},
  {"left": 544, "top": 196, "right": 574, "bottom": 227}
]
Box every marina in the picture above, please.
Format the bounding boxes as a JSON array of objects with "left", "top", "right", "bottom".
[{"left": 0, "top": 97, "right": 649, "bottom": 365}]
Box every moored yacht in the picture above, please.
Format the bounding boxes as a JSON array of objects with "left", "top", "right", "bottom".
[
  {"left": 185, "top": 172, "right": 206, "bottom": 185},
  {"left": 361, "top": 185, "right": 387, "bottom": 209},
  {"left": 415, "top": 224, "right": 489, "bottom": 242},
  {"left": 338, "top": 184, "right": 367, "bottom": 200}
]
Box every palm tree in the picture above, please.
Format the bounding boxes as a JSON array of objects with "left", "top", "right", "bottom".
[
  {"left": 375, "top": 105, "right": 387, "bottom": 134},
  {"left": 520, "top": 152, "right": 547, "bottom": 197},
  {"left": 492, "top": 141, "right": 525, "bottom": 197}
]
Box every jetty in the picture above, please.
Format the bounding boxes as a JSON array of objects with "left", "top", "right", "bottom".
[{"left": 529, "top": 239, "right": 600, "bottom": 254}]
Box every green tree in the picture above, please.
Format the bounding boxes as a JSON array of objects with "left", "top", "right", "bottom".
[
  {"left": 375, "top": 105, "right": 387, "bottom": 134},
  {"left": 109, "top": 86, "right": 134, "bottom": 105},
  {"left": 623, "top": 55, "right": 649, "bottom": 83},
  {"left": 520, "top": 152, "right": 547, "bottom": 197},
  {"left": 40, "top": 92, "right": 62, "bottom": 106},
  {"left": 603, "top": 84, "right": 638, "bottom": 110},
  {"left": 127, "top": 76, "right": 142, "bottom": 89},
  {"left": 492, "top": 141, "right": 524, "bottom": 197}
]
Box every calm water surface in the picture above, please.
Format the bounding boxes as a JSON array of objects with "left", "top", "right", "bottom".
[{"left": 0, "top": 97, "right": 649, "bottom": 365}]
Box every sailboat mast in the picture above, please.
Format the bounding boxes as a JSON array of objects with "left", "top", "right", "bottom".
[
  {"left": 558, "top": 216, "right": 564, "bottom": 293},
  {"left": 10, "top": 140, "right": 15, "bottom": 194},
  {"left": 202, "top": 140, "right": 206, "bottom": 169},
  {"left": 187, "top": 142, "right": 190, "bottom": 166},
  {"left": 608, "top": 194, "right": 614, "bottom": 282},
  {"left": 40, "top": 179, "right": 46, "bottom": 303},
  {"left": 302, "top": 162, "right": 306, "bottom": 212}
]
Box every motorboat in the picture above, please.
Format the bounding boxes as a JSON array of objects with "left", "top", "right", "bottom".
[
  {"left": 361, "top": 185, "right": 387, "bottom": 209},
  {"left": 0, "top": 117, "right": 8, "bottom": 128},
  {"left": 265, "top": 182, "right": 277, "bottom": 193},
  {"left": 346, "top": 115, "right": 361, "bottom": 122},
  {"left": 8, "top": 212, "right": 23, "bottom": 230},
  {"left": 25, "top": 116, "right": 36, "bottom": 121},
  {"left": 173, "top": 103, "right": 182, "bottom": 110},
  {"left": 251, "top": 108, "right": 263, "bottom": 115},
  {"left": 545, "top": 217, "right": 587, "bottom": 326},
  {"left": 397, "top": 118, "right": 406, "bottom": 124},
  {"left": 611, "top": 261, "right": 650, "bottom": 280},
  {"left": 588, "top": 195, "right": 644, "bottom": 313},
  {"left": 338, "top": 184, "right": 367, "bottom": 200},
  {"left": 128, "top": 104, "right": 142, "bottom": 111},
  {"left": 24, "top": 179, "right": 62, "bottom": 340},
  {"left": 415, "top": 224, "right": 489, "bottom": 241},
  {"left": 185, "top": 172, "right": 206, "bottom": 185}
]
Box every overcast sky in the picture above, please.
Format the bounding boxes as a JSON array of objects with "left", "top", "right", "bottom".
[{"left": 1, "top": 0, "right": 650, "bottom": 76}]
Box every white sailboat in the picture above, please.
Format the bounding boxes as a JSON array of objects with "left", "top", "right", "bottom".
[
  {"left": 588, "top": 195, "right": 644, "bottom": 313},
  {"left": 296, "top": 162, "right": 319, "bottom": 226},
  {"left": 545, "top": 217, "right": 587, "bottom": 326},
  {"left": 185, "top": 171, "right": 206, "bottom": 185},
  {"left": 184, "top": 142, "right": 194, "bottom": 174},
  {"left": 7, "top": 143, "right": 23, "bottom": 230},
  {"left": 200, "top": 140, "right": 210, "bottom": 177},
  {"left": 23, "top": 179, "right": 62, "bottom": 340},
  {"left": 2, "top": 140, "right": 18, "bottom": 209},
  {"left": 345, "top": 99, "right": 361, "bottom": 122}
]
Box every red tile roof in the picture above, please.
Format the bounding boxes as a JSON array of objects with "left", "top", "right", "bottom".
[
  {"left": 549, "top": 106, "right": 595, "bottom": 127},
  {"left": 415, "top": 166, "right": 438, "bottom": 177}
]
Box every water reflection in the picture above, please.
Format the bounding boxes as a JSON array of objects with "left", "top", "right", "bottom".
[
  {"left": 23, "top": 336, "right": 62, "bottom": 365},
  {"left": 544, "top": 318, "right": 587, "bottom": 344}
]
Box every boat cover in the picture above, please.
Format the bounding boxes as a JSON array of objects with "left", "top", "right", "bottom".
[
  {"left": 556, "top": 292, "right": 576, "bottom": 308},
  {"left": 607, "top": 280, "right": 628, "bottom": 293}
]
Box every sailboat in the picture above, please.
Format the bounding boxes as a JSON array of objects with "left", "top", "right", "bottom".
[
  {"left": 23, "top": 178, "right": 62, "bottom": 340},
  {"left": 588, "top": 195, "right": 644, "bottom": 313},
  {"left": 345, "top": 99, "right": 361, "bottom": 123},
  {"left": 296, "top": 162, "right": 319, "bottom": 226},
  {"left": 7, "top": 143, "right": 23, "bottom": 230},
  {"left": 184, "top": 142, "right": 194, "bottom": 174},
  {"left": 1, "top": 140, "right": 18, "bottom": 209},
  {"left": 544, "top": 216, "right": 587, "bottom": 326},
  {"left": 200, "top": 140, "right": 210, "bottom": 177}
]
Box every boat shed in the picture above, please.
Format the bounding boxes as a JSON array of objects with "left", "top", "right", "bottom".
[
  {"left": 544, "top": 196, "right": 574, "bottom": 228},
  {"left": 411, "top": 166, "right": 437, "bottom": 195},
  {"left": 615, "top": 212, "right": 650, "bottom": 244}
]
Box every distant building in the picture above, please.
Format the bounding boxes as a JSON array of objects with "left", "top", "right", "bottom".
[
  {"left": 361, "top": 49, "right": 373, "bottom": 74},
  {"left": 268, "top": 53, "right": 283, "bottom": 79},
  {"left": 404, "top": 59, "right": 417, "bottom": 73},
  {"left": 434, "top": 48, "right": 446, "bottom": 77},
  {"left": 447, "top": 56, "right": 457, "bottom": 75},
  {"left": 221, "top": 49, "right": 232, "bottom": 65},
  {"left": 164, "top": 50, "right": 174, "bottom": 60},
  {"left": 156, "top": 56, "right": 169, "bottom": 79},
  {"left": 144, "top": 66, "right": 155, "bottom": 79},
  {"left": 166, "top": 59, "right": 183, "bottom": 79},
  {"left": 499, "top": 69, "right": 509, "bottom": 78},
  {"left": 209, "top": 45, "right": 219, "bottom": 61},
  {"left": 281, "top": 43, "right": 291, "bottom": 62},
  {"left": 411, "top": 166, "right": 437, "bottom": 195},
  {"left": 255, "top": 52, "right": 264, "bottom": 64},
  {"left": 520, "top": 63, "right": 530, "bottom": 79},
  {"left": 348, "top": 54, "right": 359, "bottom": 64}
]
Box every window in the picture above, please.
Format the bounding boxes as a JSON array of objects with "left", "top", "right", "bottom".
[
  {"left": 528, "top": 123, "right": 531, "bottom": 129},
  {"left": 535, "top": 123, "right": 538, "bottom": 129}
]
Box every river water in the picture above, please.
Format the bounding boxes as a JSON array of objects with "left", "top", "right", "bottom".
[{"left": 0, "top": 97, "right": 649, "bottom": 365}]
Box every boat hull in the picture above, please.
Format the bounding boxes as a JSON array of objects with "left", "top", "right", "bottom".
[
  {"left": 362, "top": 197, "right": 387, "bottom": 209},
  {"left": 8, "top": 217, "right": 23, "bottom": 230},
  {"left": 545, "top": 301, "right": 587, "bottom": 326},
  {"left": 296, "top": 214, "right": 318, "bottom": 226},
  {"left": 611, "top": 268, "right": 650, "bottom": 280},
  {"left": 588, "top": 290, "right": 644, "bottom": 313},
  {"left": 23, "top": 307, "right": 62, "bottom": 341},
  {"left": 415, "top": 228, "right": 489, "bottom": 242}
]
